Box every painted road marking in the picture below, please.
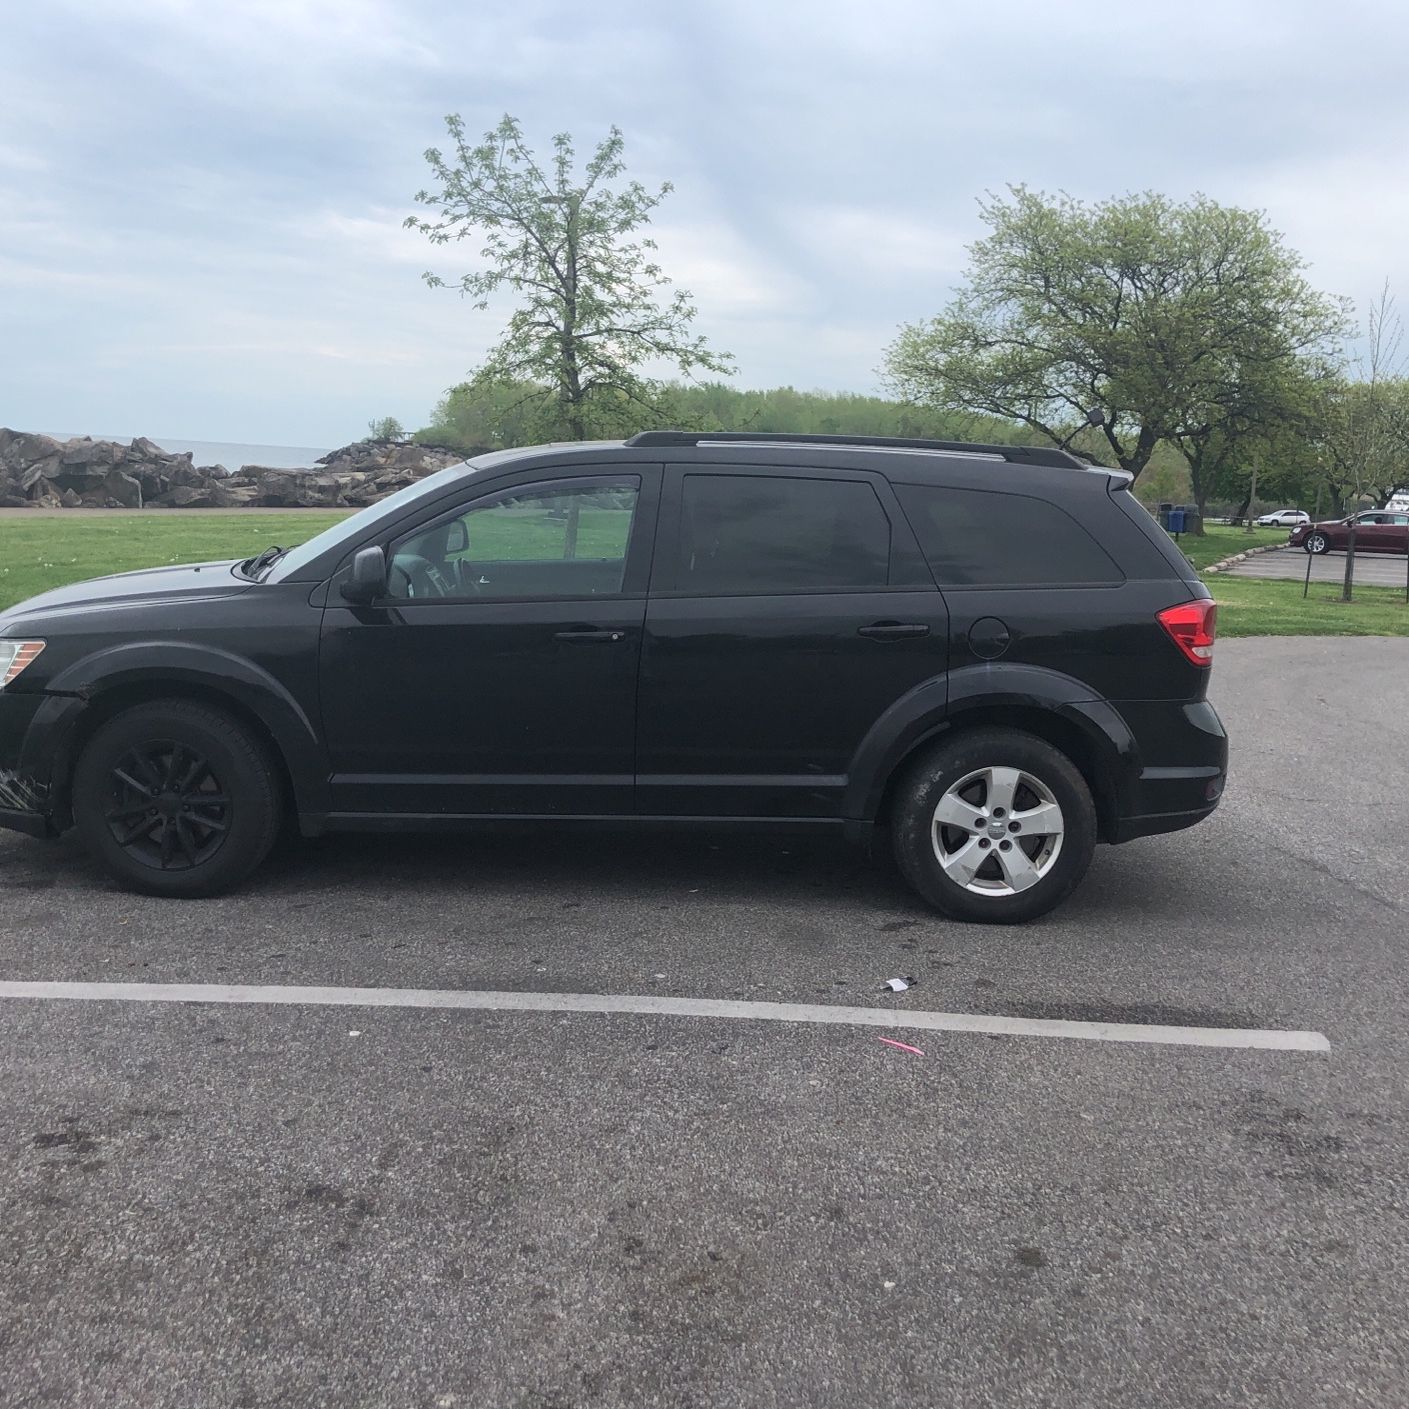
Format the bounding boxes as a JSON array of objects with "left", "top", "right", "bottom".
[{"left": 0, "top": 981, "right": 1330, "bottom": 1052}]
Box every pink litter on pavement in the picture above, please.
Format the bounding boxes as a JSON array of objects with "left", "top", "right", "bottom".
[{"left": 878, "top": 1037, "right": 925, "bottom": 1056}]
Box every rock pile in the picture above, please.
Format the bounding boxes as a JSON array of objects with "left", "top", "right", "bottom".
[{"left": 0, "top": 429, "right": 472, "bottom": 510}]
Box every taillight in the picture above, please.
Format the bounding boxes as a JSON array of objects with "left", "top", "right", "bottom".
[{"left": 1157, "top": 600, "right": 1216, "bottom": 666}]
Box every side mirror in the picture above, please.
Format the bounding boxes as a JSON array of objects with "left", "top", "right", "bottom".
[
  {"left": 445, "top": 519, "right": 468, "bottom": 554},
  {"left": 1085, "top": 406, "right": 1105, "bottom": 427},
  {"left": 340, "top": 546, "right": 388, "bottom": 604}
]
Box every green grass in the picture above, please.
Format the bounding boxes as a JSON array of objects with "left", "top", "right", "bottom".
[
  {"left": 1173, "top": 522, "right": 1288, "bottom": 571},
  {"left": 3, "top": 509, "right": 1405, "bottom": 639},
  {"left": 1162, "top": 522, "right": 1407, "bottom": 636},
  {"left": 1207, "top": 575, "right": 1408, "bottom": 637},
  {"left": 446, "top": 507, "right": 633, "bottom": 561},
  {"left": 0, "top": 507, "right": 635, "bottom": 613},
  {"left": 0, "top": 512, "right": 349, "bottom": 612}
]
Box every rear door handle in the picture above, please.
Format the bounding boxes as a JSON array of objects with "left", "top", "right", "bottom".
[
  {"left": 553, "top": 627, "right": 626, "bottom": 643},
  {"left": 858, "top": 622, "right": 930, "bottom": 640}
]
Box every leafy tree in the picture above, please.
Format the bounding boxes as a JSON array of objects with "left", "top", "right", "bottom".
[
  {"left": 407, "top": 114, "right": 732, "bottom": 440},
  {"left": 884, "top": 187, "right": 1349, "bottom": 485},
  {"left": 1312, "top": 286, "right": 1409, "bottom": 514},
  {"left": 1173, "top": 362, "right": 1330, "bottom": 528},
  {"left": 366, "top": 415, "right": 406, "bottom": 442}
]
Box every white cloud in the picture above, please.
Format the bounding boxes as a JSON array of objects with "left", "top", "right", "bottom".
[
  {"left": 647, "top": 220, "right": 812, "bottom": 317},
  {"left": 1235, "top": 148, "right": 1409, "bottom": 311},
  {"left": 4, "top": 0, "right": 1409, "bottom": 441},
  {"left": 789, "top": 207, "right": 971, "bottom": 281}
]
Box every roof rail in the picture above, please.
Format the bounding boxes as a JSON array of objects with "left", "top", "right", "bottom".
[{"left": 623, "top": 429, "right": 1090, "bottom": 470}]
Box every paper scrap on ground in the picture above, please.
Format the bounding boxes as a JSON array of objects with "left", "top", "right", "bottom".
[{"left": 883, "top": 978, "right": 909, "bottom": 992}]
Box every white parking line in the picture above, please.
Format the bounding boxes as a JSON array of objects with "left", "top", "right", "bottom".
[{"left": 0, "top": 980, "right": 1330, "bottom": 1052}]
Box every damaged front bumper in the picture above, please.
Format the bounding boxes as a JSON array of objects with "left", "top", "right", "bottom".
[{"left": 0, "top": 691, "right": 61, "bottom": 837}]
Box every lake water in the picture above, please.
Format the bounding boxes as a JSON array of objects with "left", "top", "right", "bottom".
[{"left": 45, "top": 435, "right": 333, "bottom": 471}]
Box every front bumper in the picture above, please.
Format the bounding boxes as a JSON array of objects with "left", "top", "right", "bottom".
[{"left": 0, "top": 690, "right": 79, "bottom": 838}]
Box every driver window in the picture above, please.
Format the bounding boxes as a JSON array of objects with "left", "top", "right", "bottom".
[{"left": 388, "top": 477, "right": 640, "bottom": 600}]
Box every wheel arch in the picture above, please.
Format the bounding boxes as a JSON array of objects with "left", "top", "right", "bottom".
[
  {"left": 847, "top": 665, "right": 1138, "bottom": 844},
  {"left": 42, "top": 644, "right": 328, "bottom": 832}
]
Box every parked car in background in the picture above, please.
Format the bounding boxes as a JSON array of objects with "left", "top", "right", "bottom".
[
  {"left": 1254, "top": 508, "right": 1310, "bottom": 527},
  {"left": 1289, "top": 511, "right": 1409, "bottom": 555}
]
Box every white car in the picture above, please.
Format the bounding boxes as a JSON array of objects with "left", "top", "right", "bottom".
[{"left": 1255, "top": 509, "right": 1310, "bottom": 527}]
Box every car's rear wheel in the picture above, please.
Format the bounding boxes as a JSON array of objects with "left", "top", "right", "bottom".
[
  {"left": 891, "top": 728, "right": 1096, "bottom": 924},
  {"left": 72, "top": 700, "right": 280, "bottom": 898},
  {"left": 1306, "top": 533, "right": 1330, "bottom": 554}
]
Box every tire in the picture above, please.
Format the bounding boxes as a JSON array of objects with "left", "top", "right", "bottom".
[
  {"left": 890, "top": 728, "right": 1097, "bottom": 924},
  {"left": 1306, "top": 533, "right": 1330, "bottom": 555},
  {"left": 72, "top": 700, "right": 281, "bottom": 898}
]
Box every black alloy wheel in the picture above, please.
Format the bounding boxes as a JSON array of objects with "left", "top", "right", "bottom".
[
  {"left": 104, "top": 739, "right": 231, "bottom": 871},
  {"left": 73, "top": 700, "right": 281, "bottom": 897}
]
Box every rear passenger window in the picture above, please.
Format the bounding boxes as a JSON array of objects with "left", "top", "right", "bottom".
[
  {"left": 675, "top": 474, "right": 892, "bottom": 593},
  {"left": 894, "top": 485, "right": 1122, "bottom": 587}
]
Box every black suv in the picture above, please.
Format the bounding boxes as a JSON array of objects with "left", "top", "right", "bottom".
[{"left": 0, "top": 432, "right": 1226, "bottom": 922}]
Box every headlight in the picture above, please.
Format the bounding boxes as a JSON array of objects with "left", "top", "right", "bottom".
[{"left": 0, "top": 640, "right": 45, "bottom": 689}]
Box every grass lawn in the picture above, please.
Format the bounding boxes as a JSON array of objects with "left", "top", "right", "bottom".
[
  {"left": 0, "top": 512, "right": 349, "bottom": 612},
  {"left": 1206, "top": 575, "right": 1408, "bottom": 637},
  {"left": 1172, "top": 522, "right": 1288, "bottom": 571},
  {"left": 0, "top": 505, "right": 634, "bottom": 613},
  {"left": 2, "top": 509, "right": 1405, "bottom": 638}
]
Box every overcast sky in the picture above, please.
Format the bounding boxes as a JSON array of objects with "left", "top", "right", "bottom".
[{"left": 3, "top": 0, "right": 1406, "bottom": 447}]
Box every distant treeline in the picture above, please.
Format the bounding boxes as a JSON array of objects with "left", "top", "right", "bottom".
[
  {"left": 414, "top": 379, "right": 1195, "bottom": 507},
  {"left": 415, "top": 379, "right": 1045, "bottom": 451}
]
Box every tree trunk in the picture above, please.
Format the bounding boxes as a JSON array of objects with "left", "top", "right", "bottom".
[
  {"left": 558, "top": 197, "right": 586, "bottom": 440},
  {"left": 1187, "top": 453, "right": 1208, "bottom": 536},
  {"left": 1341, "top": 523, "right": 1356, "bottom": 602}
]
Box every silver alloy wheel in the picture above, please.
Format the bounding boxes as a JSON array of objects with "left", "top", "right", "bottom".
[
  {"left": 930, "top": 765, "right": 1065, "bottom": 896},
  {"left": 1307, "top": 533, "right": 1328, "bottom": 554}
]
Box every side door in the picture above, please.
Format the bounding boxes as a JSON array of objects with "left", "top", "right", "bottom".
[
  {"left": 1353, "top": 513, "right": 1391, "bottom": 552},
  {"left": 635, "top": 465, "right": 948, "bottom": 820},
  {"left": 318, "top": 468, "right": 660, "bottom": 819}
]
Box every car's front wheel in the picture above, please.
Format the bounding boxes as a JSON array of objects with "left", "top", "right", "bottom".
[
  {"left": 1305, "top": 533, "right": 1330, "bottom": 554},
  {"left": 891, "top": 728, "right": 1096, "bottom": 924},
  {"left": 72, "top": 700, "right": 281, "bottom": 898}
]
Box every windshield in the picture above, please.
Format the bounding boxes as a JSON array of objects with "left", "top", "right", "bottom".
[{"left": 266, "top": 465, "right": 472, "bottom": 580}]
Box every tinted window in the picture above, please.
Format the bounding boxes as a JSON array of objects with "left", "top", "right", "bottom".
[
  {"left": 389, "top": 478, "right": 639, "bottom": 600},
  {"left": 895, "top": 484, "right": 1122, "bottom": 587},
  {"left": 675, "top": 474, "right": 891, "bottom": 594}
]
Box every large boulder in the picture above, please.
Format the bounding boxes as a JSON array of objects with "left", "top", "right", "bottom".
[{"left": 101, "top": 469, "right": 144, "bottom": 508}]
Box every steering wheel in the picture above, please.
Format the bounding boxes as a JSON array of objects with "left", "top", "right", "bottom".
[{"left": 390, "top": 553, "right": 454, "bottom": 600}]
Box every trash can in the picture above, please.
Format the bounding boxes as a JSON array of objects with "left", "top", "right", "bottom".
[
  {"left": 1167, "top": 508, "right": 1186, "bottom": 534},
  {"left": 1156, "top": 503, "right": 1173, "bottom": 530}
]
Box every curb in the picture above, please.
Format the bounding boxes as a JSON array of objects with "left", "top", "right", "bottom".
[{"left": 1204, "top": 543, "right": 1286, "bottom": 575}]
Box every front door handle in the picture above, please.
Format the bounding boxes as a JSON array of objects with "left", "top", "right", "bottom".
[
  {"left": 858, "top": 621, "right": 930, "bottom": 640},
  {"left": 553, "top": 627, "right": 626, "bottom": 643}
]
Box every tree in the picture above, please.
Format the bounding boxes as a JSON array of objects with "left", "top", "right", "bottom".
[
  {"left": 407, "top": 114, "right": 732, "bottom": 440},
  {"left": 1172, "top": 360, "right": 1330, "bottom": 528},
  {"left": 884, "top": 187, "right": 1349, "bottom": 485},
  {"left": 367, "top": 415, "right": 405, "bottom": 442},
  {"left": 1314, "top": 286, "right": 1409, "bottom": 513}
]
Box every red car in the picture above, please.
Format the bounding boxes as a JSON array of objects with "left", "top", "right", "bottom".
[{"left": 1289, "top": 510, "right": 1409, "bottom": 554}]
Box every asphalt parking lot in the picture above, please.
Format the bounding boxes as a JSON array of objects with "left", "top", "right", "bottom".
[
  {"left": 3, "top": 636, "right": 1408, "bottom": 1408},
  {"left": 1222, "top": 544, "right": 1409, "bottom": 587}
]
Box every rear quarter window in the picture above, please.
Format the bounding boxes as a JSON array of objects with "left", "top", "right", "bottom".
[{"left": 894, "top": 484, "right": 1123, "bottom": 587}]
